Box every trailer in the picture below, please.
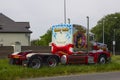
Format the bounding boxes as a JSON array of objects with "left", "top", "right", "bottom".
[{"left": 8, "top": 24, "right": 111, "bottom": 68}]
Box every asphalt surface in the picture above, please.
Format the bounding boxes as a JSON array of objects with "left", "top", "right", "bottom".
[{"left": 26, "top": 71, "right": 120, "bottom": 80}]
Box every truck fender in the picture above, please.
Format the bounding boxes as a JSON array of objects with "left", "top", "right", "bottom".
[
  {"left": 11, "top": 52, "right": 20, "bottom": 55},
  {"left": 26, "top": 53, "right": 38, "bottom": 59}
]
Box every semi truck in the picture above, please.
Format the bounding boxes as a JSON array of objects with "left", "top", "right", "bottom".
[{"left": 8, "top": 24, "right": 111, "bottom": 68}]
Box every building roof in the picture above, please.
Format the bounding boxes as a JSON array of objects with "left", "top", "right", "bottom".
[{"left": 0, "top": 13, "right": 32, "bottom": 33}]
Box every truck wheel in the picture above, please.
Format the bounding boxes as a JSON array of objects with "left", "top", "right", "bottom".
[
  {"left": 47, "top": 57, "right": 58, "bottom": 67},
  {"left": 9, "top": 59, "right": 15, "bottom": 65},
  {"left": 28, "top": 56, "right": 42, "bottom": 69},
  {"left": 98, "top": 55, "right": 106, "bottom": 64}
]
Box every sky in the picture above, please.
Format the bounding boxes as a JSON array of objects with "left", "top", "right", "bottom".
[{"left": 0, "top": 0, "right": 120, "bottom": 40}]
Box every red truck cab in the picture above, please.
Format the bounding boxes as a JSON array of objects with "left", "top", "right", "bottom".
[{"left": 51, "top": 24, "right": 111, "bottom": 64}]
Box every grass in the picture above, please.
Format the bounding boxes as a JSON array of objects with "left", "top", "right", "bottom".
[{"left": 0, "top": 55, "right": 120, "bottom": 80}]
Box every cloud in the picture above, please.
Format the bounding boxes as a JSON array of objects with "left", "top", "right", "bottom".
[{"left": 0, "top": 0, "right": 119, "bottom": 39}]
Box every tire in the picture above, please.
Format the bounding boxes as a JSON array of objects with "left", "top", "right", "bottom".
[
  {"left": 98, "top": 55, "right": 106, "bottom": 64},
  {"left": 9, "top": 59, "right": 15, "bottom": 65},
  {"left": 28, "top": 56, "right": 42, "bottom": 69},
  {"left": 47, "top": 57, "right": 58, "bottom": 67}
]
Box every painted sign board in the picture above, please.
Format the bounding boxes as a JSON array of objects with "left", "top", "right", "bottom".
[
  {"left": 52, "top": 24, "right": 73, "bottom": 46},
  {"left": 52, "top": 24, "right": 87, "bottom": 52}
]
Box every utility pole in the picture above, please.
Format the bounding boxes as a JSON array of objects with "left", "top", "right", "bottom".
[
  {"left": 103, "top": 20, "right": 105, "bottom": 44},
  {"left": 87, "top": 16, "right": 89, "bottom": 54},
  {"left": 64, "top": 0, "right": 66, "bottom": 24},
  {"left": 112, "top": 17, "right": 117, "bottom": 55},
  {"left": 68, "top": 18, "right": 70, "bottom": 24},
  {"left": 113, "top": 29, "right": 116, "bottom": 55}
]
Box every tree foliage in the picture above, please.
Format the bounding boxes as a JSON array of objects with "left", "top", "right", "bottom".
[
  {"left": 31, "top": 39, "right": 40, "bottom": 46},
  {"left": 31, "top": 28, "right": 52, "bottom": 46},
  {"left": 31, "top": 12, "right": 120, "bottom": 52},
  {"left": 91, "top": 12, "right": 120, "bottom": 51}
]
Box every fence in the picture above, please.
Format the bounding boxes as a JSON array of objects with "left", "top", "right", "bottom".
[
  {"left": 0, "top": 46, "right": 13, "bottom": 58},
  {"left": 0, "top": 46, "right": 119, "bottom": 58},
  {"left": 0, "top": 46, "right": 51, "bottom": 58}
]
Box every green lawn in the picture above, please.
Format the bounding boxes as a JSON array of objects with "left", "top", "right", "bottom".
[{"left": 0, "top": 56, "right": 120, "bottom": 80}]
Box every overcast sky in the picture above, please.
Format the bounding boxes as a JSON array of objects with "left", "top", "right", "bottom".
[{"left": 0, "top": 0, "right": 120, "bottom": 40}]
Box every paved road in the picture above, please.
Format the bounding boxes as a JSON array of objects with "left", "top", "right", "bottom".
[{"left": 26, "top": 71, "right": 120, "bottom": 80}]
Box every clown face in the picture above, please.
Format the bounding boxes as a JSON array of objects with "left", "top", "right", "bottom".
[{"left": 52, "top": 24, "right": 72, "bottom": 46}]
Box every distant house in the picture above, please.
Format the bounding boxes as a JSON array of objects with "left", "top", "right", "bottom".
[{"left": 0, "top": 13, "right": 32, "bottom": 46}]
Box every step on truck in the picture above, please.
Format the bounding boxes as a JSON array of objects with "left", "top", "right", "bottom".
[{"left": 8, "top": 24, "right": 111, "bottom": 68}]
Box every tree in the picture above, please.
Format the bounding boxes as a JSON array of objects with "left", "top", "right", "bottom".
[
  {"left": 31, "top": 28, "right": 52, "bottom": 46},
  {"left": 91, "top": 12, "right": 120, "bottom": 52},
  {"left": 31, "top": 39, "right": 40, "bottom": 46}
]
